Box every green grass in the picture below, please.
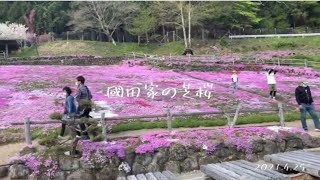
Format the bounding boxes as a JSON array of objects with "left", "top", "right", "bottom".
[
  {"left": 111, "top": 112, "right": 304, "bottom": 133},
  {"left": 12, "top": 37, "right": 320, "bottom": 58},
  {"left": 225, "top": 37, "right": 320, "bottom": 53},
  {"left": 11, "top": 40, "right": 185, "bottom": 58}
]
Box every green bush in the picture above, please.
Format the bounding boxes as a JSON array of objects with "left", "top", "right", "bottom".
[
  {"left": 38, "top": 130, "right": 58, "bottom": 146},
  {"left": 274, "top": 42, "right": 297, "bottom": 49},
  {"left": 111, "top": 112, "right": 301, "bottom": 133},
  {"left": 49, "top": 112, "right": 62, "bottom": 120},
  {"left": 219, "top": 38, "right": 229, "bottom": 47}
]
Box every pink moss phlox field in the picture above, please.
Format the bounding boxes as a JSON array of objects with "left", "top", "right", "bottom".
[
  {"left": 77, "top": 127, "right": 309, "bottom": 160},
  {"left": 1, "top": 56, "right": 320, "bottom": 128}
]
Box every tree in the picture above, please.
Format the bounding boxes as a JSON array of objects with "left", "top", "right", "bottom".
[
  {"left": 0, "top": 22, "right": 30, "bottom": 40},
  {"left": 151, "top": 1, "right": 190, "bottom": 48},
  {"left": 126, "top": 8, "right": 156, "bottom": 45},
  {"left": 231, "top": 2, "right": 261, "bottom": 29},
  {"left": 69, "top": 1, "right": 139, "bottom": 46}
]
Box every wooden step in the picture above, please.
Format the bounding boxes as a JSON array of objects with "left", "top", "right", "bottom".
[
  {"left": 118, "top": 171, "right": 179, "bottom": 180},
  {"left": 264, "top": 150, "right": 320, "bottom": 177},
  {"left": 200, "top": 160, "right": 289, "bottom": 180}
]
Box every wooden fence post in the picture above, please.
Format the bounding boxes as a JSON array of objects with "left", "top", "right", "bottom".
[
  {"left": 24, "top": 118, "right": 32, "bottom": 145},
  {"left": 231, "top": 103, "right": 241, "bottom": 128},
  {"left": 224, "top": 113, "right": 231, "bottom": 128},
  {"left": 278, "top": 103, "right": 285, "bottom": 127},
  {"left": 101, "top": 113, "right": 107, "bottom": 141},
  {"left": 166, "top": 108, "right": 172, "bottom": 133},
  {"left": 304, "top": 59, "right": 308, "bottom": 67}
]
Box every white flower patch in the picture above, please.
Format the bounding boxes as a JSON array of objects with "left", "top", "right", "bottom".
[
  {"left": 202, "top": 144, "right": 208, "bottom": 150},
  {"left": 118, "top": 162, "right": 131, "bottom": 173},
  {"left": 267, "top": 126, "right": 291, "bottom": 133}
]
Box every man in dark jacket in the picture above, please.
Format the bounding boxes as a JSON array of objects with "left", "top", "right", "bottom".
[
  {"left": 295, "top": 80, "right": 320, "bottom": 131},
  {"left": 75, "top": 76, "right": 93, "bottom": 138}
]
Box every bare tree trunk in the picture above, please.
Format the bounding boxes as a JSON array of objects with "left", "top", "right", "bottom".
[
  {"left": 146, "top": 32, "right": 149, "bottom": 43},
  {"left": 188, "top": 1, "right": 191, "bottom": 48},
  {"left": 162, "top": 24, "right": 166, "bottom": 42},
  {"left": 179, "top": 3, "right": 188, "bottom": 48},
  {"left": 201, "top": 27, "right": 205, "bottom": 42},
  {"left": 103, "top": 29, "right": 117, "bottom": 46},
  {"left": 138, "top": 35, "right": 140, "bottom": 45}
]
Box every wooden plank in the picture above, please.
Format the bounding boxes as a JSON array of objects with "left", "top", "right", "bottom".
[
  {"left": 136, "top": 174, "right": 148, "bottom": 180},
  {"left": 161, "top": 171, "right": 178, "bottom": 180},
  {"left": 289, "top": 151, "right": 320, "bottom": 161},
  {"left": 264, "top": 154, "right": 320, "bottom": 177},
  {"left": 200, "top": 165, "right": 235, "bottom": 180},
  {"left": 127, "top": 175, "right": 138, "bottom": 180},
  {"left": 145, "top": 172, "right": 158, "bottom": 180},
  {"left": 153, "top": 172, "right": 169, "bottom": 180},
  {"left": 271, "top": 153, "right": 320, "bottom": 167},
  {"left": 231, "top": 161, "right": 281, "bottom": 179},
  {"left": 202, "top": 164, "right": 240, "bottom": 180},
  {"left": 117, "top": 177, "right": 127, "bottom": 180},
  {"left": 282, "top": 151, "right": 320, "bottom": 162},
  {"left": 220, "top": 162, "right": 269, "bottom": 180},
  {"left": 236, "top": 160, "right": 290, "bottom": 180}
]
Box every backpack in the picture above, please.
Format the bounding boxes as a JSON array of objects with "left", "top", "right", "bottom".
[{"left": 85, "top": 85, "right": 93, "bottom": 101}]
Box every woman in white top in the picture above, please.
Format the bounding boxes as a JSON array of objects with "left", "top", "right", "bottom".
[{"left": 267, "top": 68, "right": 277, "bottom": 100}]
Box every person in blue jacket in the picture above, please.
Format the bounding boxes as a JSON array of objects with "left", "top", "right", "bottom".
[{"left": 59, "top": 86, "right": 77, "bottom": 137}]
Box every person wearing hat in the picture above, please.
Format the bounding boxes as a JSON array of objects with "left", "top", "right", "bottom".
[
  {"left": 295, "top": 80, "right": 320, "bottom": 132},
  {"left": 231, "top": 70, "right": 238, "bottom": 92}
]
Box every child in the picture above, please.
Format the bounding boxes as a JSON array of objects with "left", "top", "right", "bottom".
[
  {"left": 267, "top": 67, "right": 277, "bottom": 100},
  {"left": 231, "top": 70, "right": 238, "bottom": 92}
]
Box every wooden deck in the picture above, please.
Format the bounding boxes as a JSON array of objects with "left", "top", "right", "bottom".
[
  {"left": 264, "top": 150, "right": 320, "bottom": 177},
  {"left": 117, "top": 171, "right": 179, "bottom": 180},
  {"left": 200, "top": 160, "right": 289, "bottom": 180}
]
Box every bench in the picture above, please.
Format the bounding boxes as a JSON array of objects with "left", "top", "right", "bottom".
[
  {"left": 117, "top": 171, "right": 179, "bottom": 180},
  {"left": 200, "top": 160, "right": 289, "bottom": 180},
  {"left": 264, "top": 150, "right": 320, "bottom": 177}
]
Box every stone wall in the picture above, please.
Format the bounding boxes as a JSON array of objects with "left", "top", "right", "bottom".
[
  {"left": 3, "top": 136, "right": 320, "bottom": 180},
  {"left": 0, "top": 57, "right": 123, "bottom": 66}
]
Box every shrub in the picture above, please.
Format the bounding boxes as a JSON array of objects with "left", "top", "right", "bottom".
[
  {"left": 274, "top": 42, "right": 297, "bottom": 49},
  {"left": 219, "top": 38, "right": 228, "bottom": 47},
  {"left": 78, "top": 99, "right": 93, "bottom": 109},
  {"left": 49, "top": 112, "right": 62, "bottom": 120}
]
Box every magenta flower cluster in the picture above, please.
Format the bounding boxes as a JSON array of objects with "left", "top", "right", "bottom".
[
  {"left": 10, "top": 154, "right": 58, "bottom": 177},
  {"left": 80, "top": 127, "right": 310, "bottom": 159}
]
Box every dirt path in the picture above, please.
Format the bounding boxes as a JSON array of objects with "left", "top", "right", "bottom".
[{"left": 0, "top": 142, "right": 25, "bottom": 165}]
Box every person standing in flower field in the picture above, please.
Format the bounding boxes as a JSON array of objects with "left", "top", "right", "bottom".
[
  {"left": 231, "top": 70, "right": 238, "bottom": 92},
  {"left": 295, "top": 80, "right": 320, "bottom": 132},
  {"left": 266, "top": 66, "right": 278, "bottom": 100}
]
